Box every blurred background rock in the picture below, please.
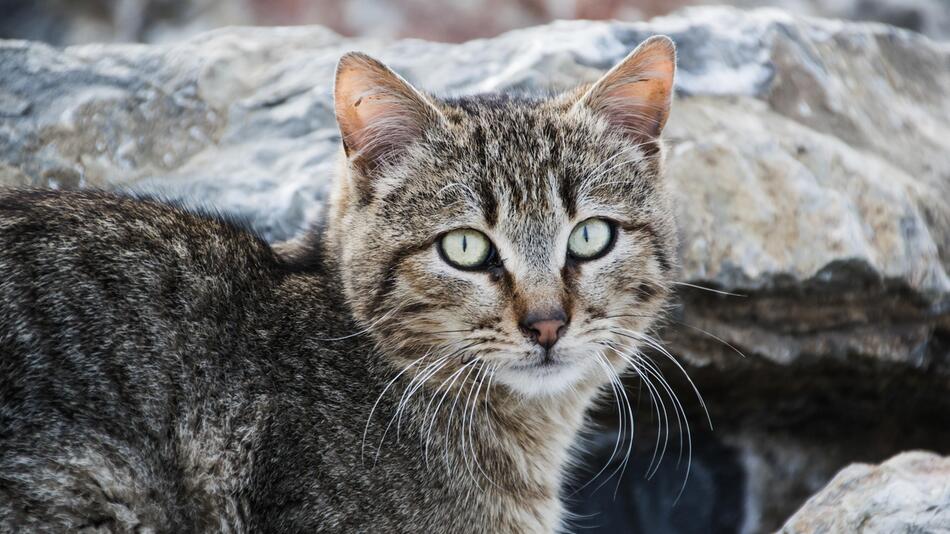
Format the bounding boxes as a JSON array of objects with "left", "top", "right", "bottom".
[{"left": 2, "top": 0, "right": 948, "bottom": 45}]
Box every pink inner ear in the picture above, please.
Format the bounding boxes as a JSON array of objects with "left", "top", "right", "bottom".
[
  {"left": 580, "top": 38, "right": 676, "bottom": 145},
  {"left": 334, "top": 54, "right": 436, "bottom": 173},
  {"left": 599, "top": 74, "right": 671, "bottom": 139},
  {"left": 341, "top": 89, "right": 422, "bottom": 166}
]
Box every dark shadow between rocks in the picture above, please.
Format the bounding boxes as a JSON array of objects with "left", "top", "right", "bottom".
[{"left": 566, "top": 276, "right": 950, "bottom": 533}]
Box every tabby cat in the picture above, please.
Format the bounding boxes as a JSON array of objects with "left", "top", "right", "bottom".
[{"left": 0, "top": 36, "right": 677, "bottom": 533}]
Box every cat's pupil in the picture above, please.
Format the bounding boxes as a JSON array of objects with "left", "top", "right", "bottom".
[
  {"left": 582, "top": 225, "right": 589, "bottom": 242},
  {"left": 462, "top": 234, "right": 467, "bottom": 252}
]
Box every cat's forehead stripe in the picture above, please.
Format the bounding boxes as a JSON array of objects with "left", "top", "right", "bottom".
[
  {"left": 463, "top": 107, "right": 567, "bottom": 218},
  {"left": 469, "top": 123, "right": 500, "bottom": 227},
  {"left": 447, "top": 99, "right": 611, "bottom": 221}
]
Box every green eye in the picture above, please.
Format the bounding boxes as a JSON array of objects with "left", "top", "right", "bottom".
[
  {"left": 567, "top": 218, "right": 614, "bottom": 260},
  {"left": 439, "top": 229, "right": 494, "bottom": 270}
]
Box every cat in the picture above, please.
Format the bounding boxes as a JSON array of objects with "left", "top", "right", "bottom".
[{"left": 0, "top": 35, "right": 677, "bottom": 533}]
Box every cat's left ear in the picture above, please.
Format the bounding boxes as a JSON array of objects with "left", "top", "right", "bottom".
[
  {"left": 334, "top": 52, "right": 444, "bottom": 180},
  {"left": 572, "top": 35, "right": 676, "bottom": 151}
]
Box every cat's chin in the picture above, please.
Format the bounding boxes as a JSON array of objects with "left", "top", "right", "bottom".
[{"left": 494, "top": 357, "right": 595, "bottom": 398}]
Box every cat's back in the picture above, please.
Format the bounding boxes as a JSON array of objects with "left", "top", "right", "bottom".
[
  {"left": 0, "top": 188, "right": 280, "bottom": 330},
  {"left": 0, "top": 189, "right": 280, "bottom": 375},
  {"left": 0, "top": 188, "right": 277, "bottom": 286},
  {"left": 0, "top": 189, "right": 282, "bottom": 531}
]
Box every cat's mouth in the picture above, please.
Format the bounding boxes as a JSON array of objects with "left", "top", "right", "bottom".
[
  {"left": 509, "top": 354, "right": 567, "bottom": 373},
  {"left": 494, "top": 348, "right": 594, "bottom": 396}
]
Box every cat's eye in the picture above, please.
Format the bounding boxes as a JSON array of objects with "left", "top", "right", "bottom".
[
  {"left": 439, "top": 229, "right": 494, "bottom": 270},
  {"left": 567, "top": 218, "right": 614, "bottom": 260}
]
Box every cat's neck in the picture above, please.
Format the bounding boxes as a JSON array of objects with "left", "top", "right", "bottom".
[{"left": 389, "top": 368, "right": 604, "bottom": 532}]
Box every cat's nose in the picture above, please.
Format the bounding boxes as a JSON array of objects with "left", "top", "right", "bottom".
[{"left": 519, "top": 310, "right": 568, "bottom": 350}]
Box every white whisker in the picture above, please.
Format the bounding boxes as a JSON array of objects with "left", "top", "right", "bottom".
[
  {"left": 316, "top": 305, "right": 402, "bottom": 341},
  {"left": 615, "top": 329, "right": 712, "bottom": 429},
  {"left": 374, "top": 352, "right": 451, "bottom": 465},
  {"left": 570, "top": 352, "right": 627, "bottom": 495},
  {"left": 672, "top": 281, "right": 746, "bottom": 298},
  {"left": 465, "top": 362, "right": 499, "bottom": 488},
  {"left": 443, "top": 359, "right": 480, "bottom": 470},
  {"left": 422, "top": 361, "right": 474, "bottom": 467},
  {"left": 362, "top": 350, "right": 433, "bottom": 464}
]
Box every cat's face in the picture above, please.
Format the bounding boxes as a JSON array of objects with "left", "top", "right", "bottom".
[{"left": 329, "top": 38, "right": 677, "bottom": 397}]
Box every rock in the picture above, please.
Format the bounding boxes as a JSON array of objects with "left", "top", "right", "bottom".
[
  {"left": 779, "top": 451, "right": 950, "bottom": 533},
  {"left": 1, "top": 6, "right": 949, "bottom": 533},
  {"left": 730, "top": 0, "right": 950, "bottom": 41}
]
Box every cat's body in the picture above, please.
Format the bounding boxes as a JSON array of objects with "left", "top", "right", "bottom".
[
  {"left": 1, "top": 37, "right": 678, "bottom": 533},
  {"left": 0, "top": 191, "right": 581, "bottom": 532}
]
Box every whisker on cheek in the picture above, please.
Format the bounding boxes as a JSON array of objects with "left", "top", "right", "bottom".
[
  {"left": 425, "top": 328, "right": 478, "bottom": 335},
  {"left": 362, "top": 349, "right": 437, "bottom": 464}
]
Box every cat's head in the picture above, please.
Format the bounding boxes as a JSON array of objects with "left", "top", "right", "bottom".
[{"left": 327, "top": 37, "right": 677, "bottom": 398}]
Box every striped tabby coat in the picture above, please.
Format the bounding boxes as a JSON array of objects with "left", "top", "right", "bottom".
[{"left": 0, "top": 36, "right": 678, "bottom": 533}]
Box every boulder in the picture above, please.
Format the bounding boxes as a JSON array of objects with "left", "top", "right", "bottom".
[
  {"left": 1, "top": 6, "right": 948, "bottom": 533},
  {"left": 780, "top": 451, "right": 950, "bottom": 534}
]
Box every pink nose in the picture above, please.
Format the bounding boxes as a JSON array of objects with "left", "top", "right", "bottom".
[{"left": 520, "top": 312, "right": 567, "bottom": 350}]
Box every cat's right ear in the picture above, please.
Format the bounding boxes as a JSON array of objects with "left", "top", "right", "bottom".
[{"left": 334, "top": 52, "right": 442, "bottom": 182}]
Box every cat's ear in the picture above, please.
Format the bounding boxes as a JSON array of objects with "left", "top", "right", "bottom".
[
  {"left": 334, "top": 52, "right": 442, "bottom": 178},
  {"left": 572, "top": 35, "right": 676, "bottom": 151}
]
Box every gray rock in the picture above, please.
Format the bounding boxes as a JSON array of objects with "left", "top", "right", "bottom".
[
  {"left": 779, "top": 451, "right": 950, "bottom": 534},
  {"left": 729, "top": 0, "right": 950, "bottom": 41}
]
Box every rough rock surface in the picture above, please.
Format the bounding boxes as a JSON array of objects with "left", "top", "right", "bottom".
[
  {"left": 1, "top": 6, "right": 948, "bottom": 533},
  {"left": 780, "top": 451, "right": 950, "bottom": 533},
  {"left": 730, "top": 0, "right": 950, "bottom": 42}
]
